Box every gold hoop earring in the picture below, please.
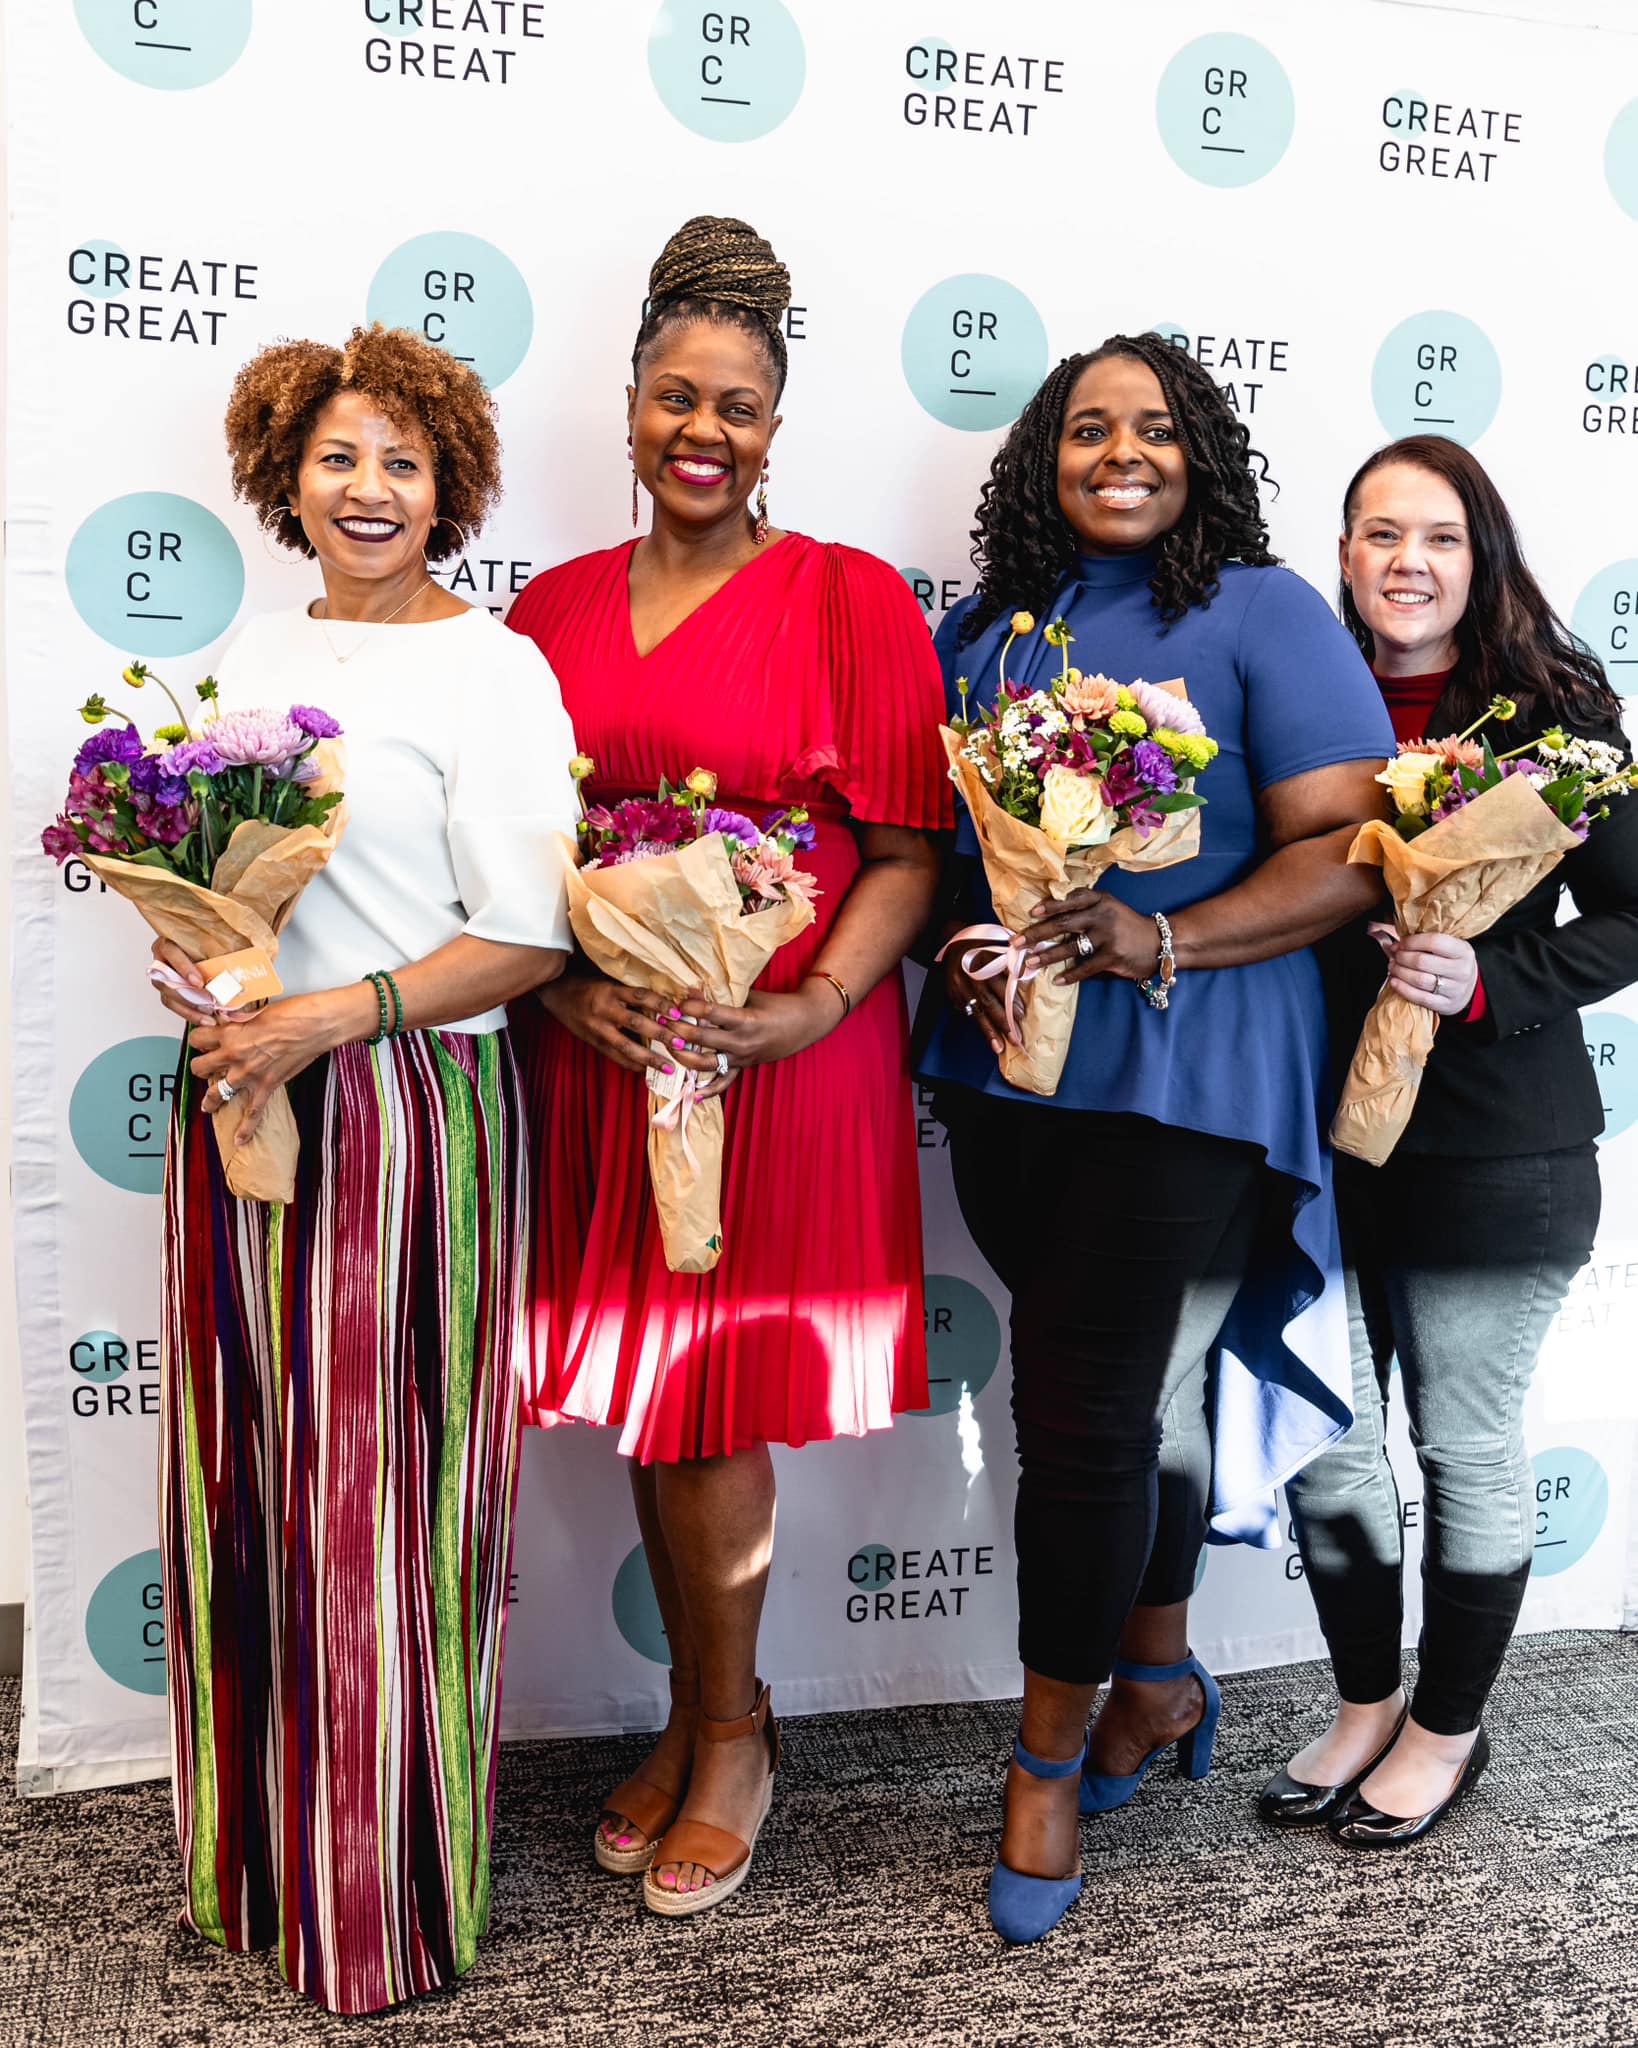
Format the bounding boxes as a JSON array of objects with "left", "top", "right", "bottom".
[
  {"left": 754, "top": 461, "right": 770, "bottom": 546},
  {"left": 629, "top": 434, "right": 640, "bottom": 529}
]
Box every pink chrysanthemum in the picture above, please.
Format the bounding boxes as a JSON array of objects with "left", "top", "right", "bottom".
[
  {"left": 1128, "top": 680, "right": 1204, "bottom": 736},
  {"left": 207, "top": 708, "right": 308, "bottom": 776}
]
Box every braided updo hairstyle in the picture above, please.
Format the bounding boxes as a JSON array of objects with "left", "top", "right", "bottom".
[
  {"left": 962, "top": 332, "right": 1278, "bottom": 642},
  {"left": 631, "top": 214, "right": 791, "bottom": 399}
]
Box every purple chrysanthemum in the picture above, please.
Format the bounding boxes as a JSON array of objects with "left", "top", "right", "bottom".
[
  {"left": 159, "top": 738, "right": 226, "bottom": 781},
  {"left": 703, "top": 807, "right": 759, "bottom": 845},
  {"left": 1129, "top": 739, "right": 1179, "bottom": 795},
  {"left": 289, "top": 704, "right": 343, "bottom": 740}
]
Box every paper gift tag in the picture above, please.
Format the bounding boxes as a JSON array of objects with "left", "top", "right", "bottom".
[{"left": 194, "top": 945, "right": 283, "bottom": 1006}]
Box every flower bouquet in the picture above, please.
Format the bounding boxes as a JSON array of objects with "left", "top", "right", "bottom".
[
  {"left": 560, "top": 761, "right": 818, "bottom": 1274},
  {"left": 939, "top": 612, "right": 1218, "bottom": 1094},
  {"left": 42, "top": 663, "right": 346, "bottom": 1202},
  {"left": 1332, "top": 701, "right": 1637, "bottom": 1165}
]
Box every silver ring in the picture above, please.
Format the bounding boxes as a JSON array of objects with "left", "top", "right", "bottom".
[
  {"left": 963, "top": 998, "right": 978, "bottom": 1017},
  {"left": 1075, "top": 933, "right": 1094, "bottom": 959},
  {"left": 715, "top": 1050, "right": 730, "bottom": 1079},
  {"left": 216, "top": 1079, "right": 236, "bottom": 1103},
  {"left": 1433, "top": 974, "right": 1443, "bottom": 996}
]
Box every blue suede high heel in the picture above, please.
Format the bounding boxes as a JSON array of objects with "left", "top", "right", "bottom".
[
  {"left": 1079, "top": 1652, "right": 1221, "bottom": 1815},
  {"left": 988, "top": 1735, "right": 1086, "bottom": 1945}
]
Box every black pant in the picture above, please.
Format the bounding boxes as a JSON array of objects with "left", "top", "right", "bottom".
[
  {"left": 1285, "top": 1146, "right": 1601, "bottom": 1735},
  {"left": 946, "top": 1093, "right": 1263, "bottom": 1686}
]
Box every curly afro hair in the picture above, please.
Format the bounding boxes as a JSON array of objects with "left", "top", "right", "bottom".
[
  {"left": 962, "top": 332, "right": 1278, "bottom": 643},
  {"left": 224, "top": 323, "right": 502, "bottom": 562}
]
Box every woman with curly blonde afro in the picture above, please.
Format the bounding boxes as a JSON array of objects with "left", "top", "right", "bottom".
[{"left": 148, "top": 324, "right": 579, "bottom": 2015}]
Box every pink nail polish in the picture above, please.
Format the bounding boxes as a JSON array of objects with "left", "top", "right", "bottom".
[
  {"left": 671, "top": 1036, "right": 685, "bottom": 1050},
  {"left": 662, "top": 1064, "right": 676, "bottom": 1076},
  {"left": 669, "top": 1006, "right": 682, "bottom": 1020}
]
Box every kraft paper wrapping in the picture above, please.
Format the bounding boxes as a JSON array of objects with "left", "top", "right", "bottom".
[
  {"left": 1331, "top": 771, "right": 1582, "bottom": 1166},
  {"left": 560, "top": 830, "right": 816, "bottom": 1274},
  {"left": 941, "top": 717, "right": 1201, "bottom": 1095},
  {"left": 83, "top": 740, "right": 347, "bottom": 1203}
]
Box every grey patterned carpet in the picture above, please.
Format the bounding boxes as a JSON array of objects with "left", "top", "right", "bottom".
[{"left": 4, "top": 1633, "right": 1636, "bottom": 2047}]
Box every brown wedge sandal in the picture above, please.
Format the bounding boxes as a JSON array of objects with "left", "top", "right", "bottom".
[
  {"left": 594, "top": 1668, "right": 699, "bottom": 1875},
  {"left": 643, "top": 1681, "right": 779, "bottom": 1918}
]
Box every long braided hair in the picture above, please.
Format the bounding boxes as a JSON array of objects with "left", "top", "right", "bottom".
[
  {"left": 962, "top": 332, "right": 1277, "bottom": 643},
  {"left": 631, "top": 214, "right": 791, "bottom": 399},
  {"left": 1340, "top": 436, "right": 1621, "bottom": 738}
]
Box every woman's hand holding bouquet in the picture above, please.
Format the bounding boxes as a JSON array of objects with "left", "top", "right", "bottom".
[
  {"left": 939, "top": 612, "right": 1218, "bottom": 1095},
  {"left": 1332, "top": 701, "right": 1638, "bottom": 1164},
  {"left": 558, "top": 760, "right": 819, "bottom": 1273},
  {"left": 41, "top": 663, "right": 346, "bottom": 1200}
]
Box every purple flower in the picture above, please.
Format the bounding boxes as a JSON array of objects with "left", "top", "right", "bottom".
[
  {"left": 208, "top": 707, "right": 308, "bottom": 775},
  {"left": 159, "top": 738, "right": 225, "bottom": 780},
  {"left": 41, "top": 818, "right": 82, "bottom": 864},
  {"left": 1129, "top": 739, "right": 1179, "bottom": 795},
  {"left": 72, "top": 726, "right": 143, "bottom": 778},
  {"left": 290, "top": 704, "right": 342, "bottom": 740},
  {"left": 762, "top": 807, "right": 818, "bottom": 850},
  {"left": 703, "top": 807, "right": 759, "bottom": 845}
]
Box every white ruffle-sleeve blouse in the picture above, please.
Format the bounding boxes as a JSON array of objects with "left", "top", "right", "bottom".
[{"left": 215, "top": 603, "right": 577, "bottom": 1032}]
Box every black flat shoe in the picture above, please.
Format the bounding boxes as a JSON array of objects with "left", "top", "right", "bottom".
[
  {"left": 1328, "top": 1727, "right": 1490, "bottom": 1848},
  {"left": 1257, "top": 1707, "right": 1409, "bottom": 1828}
]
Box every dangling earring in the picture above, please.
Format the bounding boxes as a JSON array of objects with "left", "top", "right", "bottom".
[
  {"left": 629, "top": 434, "right": 641, "bottom": 529},
  {"left": 754, "top": 461, "right": 770, "bottom": 546},
  {"left": 426, "top": 514, "right": 474, "bottom": 570},
  {"left": 260, "top": 504, "right": 294, "bottom": 562}
]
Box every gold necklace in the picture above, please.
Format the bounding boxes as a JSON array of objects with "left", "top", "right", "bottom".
[{"left": 316, "top": 578, "right": 435, "bottom": 664}]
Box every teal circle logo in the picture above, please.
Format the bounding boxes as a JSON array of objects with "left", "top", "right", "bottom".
[
  {"left": 1530, "top": 1447, "right": 1608, "bottom": 1576},
  {"left": 70, "top": 1331, "right": 129, "bottom": 1384},
  {"left": 900, "top": 566, "right": 935, "bottom": 616},
  {"left": 1571, "top": 559, "right": 1638, "bottom": 688},
  {"left": 612, "top": 1543, "right": 668, "bottom": 1664},
  {"left": 69, "top": 1037, "right": 179, "bottom": 1195},
  {"left": 915, "top": 1273, "right": 1002, "bottom": 1417},
  {"left": 75, "top": 0, "right": 251, "bottom": 90},
  {"left": 1156, "top": 34, "right": 1295, "bottom": 187},
  {"left": 1582, "top": 1011, "right": 1638, "bottom": 1141},
  {"left": 66, "top": 493, "right": 244, "bottom": 658},
  {"left": 85, "top": 1549, "right": 167, "bottom": 1694},
  {"left": 848, "top": 1542, "right": 896, "bottom": 1589},
  {"left": 1606, "top": 99, "right": 1638, "bottom": 222},
  {"left": 648, "top": 0, "right": 805, "bottom": 142},
  {"left": 367, "top": 233, "right": 533, "bottom": 389},
  {"left": 68, "top": 241, "right": 129, "bottom": 301},
  {"left": 1371, "top": 312, "right": 1502, "bottom": 445},
  {"left": 902, "top": 275, "right": 1048, "bottom": 431}
]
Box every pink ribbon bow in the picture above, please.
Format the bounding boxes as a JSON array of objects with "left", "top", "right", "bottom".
[
  {"left": 649, "top": 1071, "right": 702, "bottom": 1170},
  {"left": 935, "top": 923, "right": 1040, "bottom": 1045}
]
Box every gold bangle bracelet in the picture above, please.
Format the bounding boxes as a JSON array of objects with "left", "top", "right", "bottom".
[{"left": 811, "top": 969, "right": 852, "bottom": 1019}]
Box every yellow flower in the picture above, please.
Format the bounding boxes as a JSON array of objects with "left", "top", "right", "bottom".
[
  {"left": 1063, "top": 667, "right": 1083, "bottom": 687},
  {"left": 1038, "top": 766, "right": 1115, "bottom": 849},
  {"left": 684, "top": 766, "right": 719, "bottom": 801},
  {"left": 1176, "top": 733, "right": 1217, "bottom": 773},
  {"left": 1043, "top": 618, "right": 1072, "bottom": 648},
  {"left": 1377, "top": 752, "right": 1439, "bottom": 816},
  {"left": 121, "top": 664, "right": 148, "bottom": 689},
  {"left": 1490, "top": 696, "right": 1518, "bottom": 722},
  {"left": 1010, "top": 610, "right": 1035, "bottom": 636},
  {"left": 1115, "top": 685, "right": 1136, "bottom": 710},
  {"left": 1109, "top": 709, "right": 1148, "bottom": 739},
  {"left": 1538, "top": 727, "right": 1568, "bottom": 753},
  {"left": 569, "top": 753, "right": 596, "bottom": 782}
]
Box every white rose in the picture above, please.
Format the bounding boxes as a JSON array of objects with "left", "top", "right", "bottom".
[{"left": 1038, "top": 765, "right": 1115, "bottom": 848}]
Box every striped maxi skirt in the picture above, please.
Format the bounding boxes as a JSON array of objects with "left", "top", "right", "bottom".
[{"left": 159, "top": 1028, "right": 527, "bottom": 2017}]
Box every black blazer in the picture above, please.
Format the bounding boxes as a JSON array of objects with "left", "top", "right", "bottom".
[{"left": 1322, "top": 716, "right": 1638, "bottom": 1159}]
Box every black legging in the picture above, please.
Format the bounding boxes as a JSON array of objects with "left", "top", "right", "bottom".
[{"left": 945, "top": 1092, "right": 1263, "bottom": 1686}]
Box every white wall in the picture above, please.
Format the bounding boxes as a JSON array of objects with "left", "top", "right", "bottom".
[{"left": 0, "top": 0, "right": 26, "bottom": 1618}]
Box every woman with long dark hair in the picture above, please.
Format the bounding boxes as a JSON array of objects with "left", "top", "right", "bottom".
[
  {"left": 917, "top": 334, "right": 1393, "bottom": 1941},
  {"left": 1262, "top": 436, "right": 1638, "bottom": 1844}
]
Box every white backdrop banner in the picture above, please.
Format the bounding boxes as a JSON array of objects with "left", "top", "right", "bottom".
[{"left": 8, "top": 0, "right": 1638, "bottom": 1791}]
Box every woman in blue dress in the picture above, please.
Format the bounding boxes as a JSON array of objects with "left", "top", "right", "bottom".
[{"left": 917, "top": 333, "right": 1394, "bottom": 1942}]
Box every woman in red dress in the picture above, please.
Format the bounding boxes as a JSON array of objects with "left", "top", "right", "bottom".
[{"left": 508, "top": 217, "right": 950, "bottom": 1915}]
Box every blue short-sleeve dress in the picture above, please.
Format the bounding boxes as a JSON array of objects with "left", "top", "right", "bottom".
[{"left": 918, "top": 548, "right": 1396, "bottom": 1543}]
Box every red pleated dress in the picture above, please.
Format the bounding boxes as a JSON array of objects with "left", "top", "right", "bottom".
[{"left": 507, "top": 534, "right": 953, "bottom": 1462}]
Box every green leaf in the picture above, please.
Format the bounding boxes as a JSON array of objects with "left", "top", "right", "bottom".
[{"left": 1148, "top": 790, "right": 1206, "bottom": 814}]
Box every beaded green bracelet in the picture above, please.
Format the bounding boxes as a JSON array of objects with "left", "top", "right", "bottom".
[
  {"left": 362, "top": 971, "right": 392, "bottom": 1045},
  {"left": 381, "top": 969, "right": 406, "bottom": 1038}
]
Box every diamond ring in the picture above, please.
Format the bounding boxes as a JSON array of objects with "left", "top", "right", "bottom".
[
  {"left": 217, "top": 1079, "right": 237, "bottom": 1103},
  {"left": 1433, "top": 973, "right": 1443, "bottom": 996},
  {"left": 963, "top": 998, "right": 978, "bottom": 1017},
  {"left": 715, "top": 1050, "right": 730, "bottom": 1079},
  {"left": 1075, "top": 933, "right": 1094, "bottom": 959}
]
